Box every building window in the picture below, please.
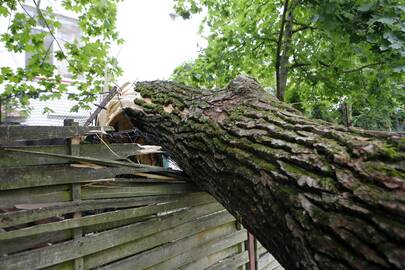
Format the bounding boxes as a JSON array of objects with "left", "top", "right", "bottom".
[
  {"left": 55, "top": 20, "right": 81, "bottom": 79},
  {"left": 23, "top": 4, "right": 81, "bottom": 79},
  {"left": 25, "top": 28, "right": 54, "bottom": 67}
]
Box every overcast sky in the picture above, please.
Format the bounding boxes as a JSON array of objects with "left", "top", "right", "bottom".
[
  {"left": 0, "top": 1, "right": 205, "bottom": 87},
  {"left": 113, "top": 1, "right": 206, "bottom": 83}
]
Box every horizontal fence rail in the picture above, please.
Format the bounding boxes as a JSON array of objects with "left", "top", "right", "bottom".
[{"left": 0, "top": 125, "right": 114, "bottom": 145}]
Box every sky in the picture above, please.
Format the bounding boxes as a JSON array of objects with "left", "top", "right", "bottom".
[{"left": 113, "top": 1, "right": 206, "bottom": 83}]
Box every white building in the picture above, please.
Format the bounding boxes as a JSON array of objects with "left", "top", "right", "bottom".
[{"left": 0, "top": 1, "right": 95, "bottom": 126}]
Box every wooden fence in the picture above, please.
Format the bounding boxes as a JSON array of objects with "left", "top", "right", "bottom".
[{"left": 0, "top": 125, "right": 282, "bottom": 270}]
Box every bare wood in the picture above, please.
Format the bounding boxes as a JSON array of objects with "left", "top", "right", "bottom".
[{"left": 84, "top": 86, "right": 119, "bottom": 126}]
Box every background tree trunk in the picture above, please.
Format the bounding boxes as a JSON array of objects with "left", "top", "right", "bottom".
[
  {"left": 275, "top": 0, "right": 294, "bottom": 101},
  {"left": 125, "top": 76, "right": 405, "bottom": 270}
]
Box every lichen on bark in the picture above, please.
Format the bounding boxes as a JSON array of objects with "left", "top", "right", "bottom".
[{"left": 123, "top": 76, "right": 404, "bottom": 270}]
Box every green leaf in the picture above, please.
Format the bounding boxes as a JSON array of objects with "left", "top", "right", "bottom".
[
  {"left": 43, "top": 106, "right": 55, "bottom": 114},
  {"left": 0, "top": 6, "right": 9, "bottom": 16},
  {"left": 358, "top": 3, "right": 374, "bottom": 12},
  {"left": 70, "top": 104, "right": 80, "bottom": 112},
  {"left": 393, "top": 65, "right": 405, "bottom": 72},
  {"left": 376, "top": 17, "right": 397, "bottom": 26}
]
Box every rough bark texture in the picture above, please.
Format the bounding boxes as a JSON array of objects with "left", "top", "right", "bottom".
[{"left": 124, "top": 76, "right": 405, "bottom": 270}]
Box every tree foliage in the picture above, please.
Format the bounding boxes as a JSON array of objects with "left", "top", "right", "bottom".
[
  {"left": 0, "top": 0, "right": 123, "bottom": 113},
  {"left": 172, "top": 0, "right": 405, "bottom": 130}
]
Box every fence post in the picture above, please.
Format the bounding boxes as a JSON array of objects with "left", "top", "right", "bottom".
[
  {"left": 65, "top": 119, "right": 84, "bottom": 270},
  {"left": 247, "top": 232, "right": 257, "bottom": 270}
]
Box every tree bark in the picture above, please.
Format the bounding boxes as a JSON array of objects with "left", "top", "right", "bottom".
[{"left": 125, "top": 76, "right": 405, "bottom": 270}]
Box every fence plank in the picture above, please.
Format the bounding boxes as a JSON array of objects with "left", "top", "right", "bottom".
[
  {"left": 83, "top": 215, "right": 153, "bottom": 235},
  {"left": 0, "top": 202, "right": 224, "bottom": 270},
  {"left": 0, "top": 192, "right": 214, "bottom": 240},
  {"left": 145, "top": 228, "right": 247, "bottom": 270},
  {"left": 3, "top": 148, "right": 173, "bottom": 172},
  {"left": 258, "top": 252, "right": 275, "bottom": 270},
  {"left": 0, "top": 230, "right": 73, "bottom": 255},
  {"left": 0, "top": 164, "right": 158, "bottom": 190},
  {"left": 178, "top": 245, "right": 240, "bottom": 270},
  {"left": 0, "top": 125, "right": 113, "bottom": 145},
  {"left": 206, "top": 250, "right": 250, "bottom": 270},
  {"left": 260, "top": 259, "right": 283, "bottom": 270},
  {"left": 0, "top": 185, "right": 71, "bottom": 208},
  {"left": 81, "top": 183, "right": 197, "bottom": 199},
  {"left": 0, "top": 143, "right": 151, "bottom": 167},
  {"left": 83, "top": 209, "right": 233, "bottom": 269},
  {"left": 97, "top": 217, "right": 244, "bottom": 270},
  {"left": 0, "top": 193, "right": 210, "bottom": 228},
  {"left": 257, "top": 246, "right": 267, "bottom": 257}
]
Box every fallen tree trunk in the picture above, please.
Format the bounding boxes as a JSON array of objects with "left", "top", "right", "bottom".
[{"left": 124, "top": 76, "right": 404, "bottom": 270}]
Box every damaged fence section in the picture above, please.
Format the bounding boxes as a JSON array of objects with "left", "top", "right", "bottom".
[{"left": 0, "top": 125, "right": 281, "bottom": 270}]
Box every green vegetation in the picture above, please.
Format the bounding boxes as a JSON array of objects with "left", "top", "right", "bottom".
[
  {"left": 0, "top": 0, "right": 123, "bottom": 112},
  {"left": 171, "top": 0, "right": 404, "bottom": 130}
]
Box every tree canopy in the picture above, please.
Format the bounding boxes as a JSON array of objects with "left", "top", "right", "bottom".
[
  {"left": 171, "top": 0, "right": 405, "bottom": 130},
  {"left": 0, "top": 0, "right": 122, "bottom": 113}
]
